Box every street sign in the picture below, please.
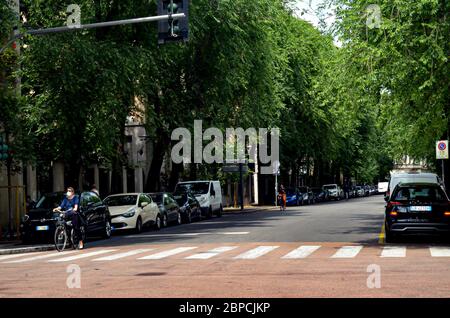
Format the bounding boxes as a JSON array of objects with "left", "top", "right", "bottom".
[
  {"left": 223, "top": 165, "right": 248, "bottom": 173},
  {"left": 436, "top": 140, "right": 448, "bottom": 159}
]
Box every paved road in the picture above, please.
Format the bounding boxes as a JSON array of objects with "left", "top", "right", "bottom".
[{"left": 2, "top": 195, "right": 450, "bottom": 297}]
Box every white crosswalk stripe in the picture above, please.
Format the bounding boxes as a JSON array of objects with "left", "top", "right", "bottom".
[
  {"left": 381, "top": 246, "right": 406, "bottom": 258},
  {"left": 92, "top": 249, "right": 154, "bottom": 261},
  {"left": 233, "top": 246, "right": 279, "bottom": 259},
  {"left": 331, "top": 246, "right": 363, "bottom": 258},
  {"left": 3, "top": 251, "right": 78, "bottom": 263},
  {"left": 138, "top": 247, "right": 198, "bottom": 260},
  {"left": 48, "top": 250, "right": 117, "bottom": 262},
  {"left": 429, "top": 247, "right": 450, "bottom": 257},
  {"left": 0, "top": 252, "right": 40, "bottom": 261},
  {"left": 185, "top": 246, "right": 237, "bottom": 259},
  {"left": 282, "top": 246, "right": 321, "bottom": 259}
]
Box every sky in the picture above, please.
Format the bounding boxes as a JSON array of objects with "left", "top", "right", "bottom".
[{"left": 291, "top": 0, "right": 337, "bottom": 29}]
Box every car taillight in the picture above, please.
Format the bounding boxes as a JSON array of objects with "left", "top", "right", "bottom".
[
  {"left": 444, "top": 212, "right": 450, "bottom": 217},
  {"left": 390, "top": 211, "right": 398, "bottom": 217},
  {"left": 387, "top": 201, "right": 401, "bottom": 209}
]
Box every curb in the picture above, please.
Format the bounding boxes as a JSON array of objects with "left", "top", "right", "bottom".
[
  {"left": 223, "top": 207, "right": 275, "bottom": 214},
  {"left": 0, "top": 244, "right": 55, "bottom": 255}
]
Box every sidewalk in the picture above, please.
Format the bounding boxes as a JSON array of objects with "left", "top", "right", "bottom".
[
  {"left": 223, "top": 205, "right": 276, "bottom": 214},
  {"left": 0, "top": 240, "right": 54, "bottom": 255}
]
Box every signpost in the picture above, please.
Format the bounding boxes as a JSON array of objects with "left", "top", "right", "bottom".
[
  {"left": 223, "top": 160, "right": 248, "bottom": 211},
  {"left": 436, "top": 140, "right": 448, "bottom": 190},
  {"left": 273, "top": 160, "right": 280, "bottom": 207}
]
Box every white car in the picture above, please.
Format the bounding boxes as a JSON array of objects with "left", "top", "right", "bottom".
[
  {"left": 322, "top": 184, "right": 344, "bottom": 200},
  {"left": 174, "top": 180, "right": 223, "bottom": 218},
  {"left": 104, "top": 193, "right": 161, "bottom": 233}
]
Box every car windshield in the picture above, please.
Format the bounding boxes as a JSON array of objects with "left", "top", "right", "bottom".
[
  {"left": 35, "top": 193, "right": 65, "bottom": 209},
  {"left": 149, "top": 193, "right": 164, "bottom": 204},
  {"left": 104, "top": 195, "right": 137, "bottom": 206},
  {"left": 323, "top": 185, "right": 336, "bottom": 190},
  {"left": 175, "top": 182, "right": 209, "bottom": 195},
  {"left": 393, "top": 185, "right": 447, "bottom": 202},
  {"left": 173, "top": 194, "right": 187, "bottom": 205}
]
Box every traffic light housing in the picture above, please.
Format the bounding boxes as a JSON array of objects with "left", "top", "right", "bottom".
[
  {"left": 0, "top": 135, "right": 9, "bottom": 161},
  {"left": 157, "top": 0, "right": 189, "bottom": 44}
]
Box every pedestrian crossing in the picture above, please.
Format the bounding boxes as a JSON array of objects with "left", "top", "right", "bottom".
[{"left": 2, "top": 244, "right": 450, "bottom": 265}]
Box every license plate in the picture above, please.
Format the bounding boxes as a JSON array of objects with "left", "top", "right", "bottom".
[
  {"left": 410, "top": 206, "right": 432, "bottom": 212},
  {"left": 36, "top": 225, "right": 49, "bottom": 231}
]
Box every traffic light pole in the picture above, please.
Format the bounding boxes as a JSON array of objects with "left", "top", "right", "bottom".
[{"left": 0, "top": 13, "right": 186, "bottom": 54}]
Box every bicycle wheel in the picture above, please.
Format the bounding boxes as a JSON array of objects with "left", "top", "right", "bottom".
[
  {"left": 71, "top": 226, "right": 86, "bottom": 249},
  {"left": 54, "top": 226, "right": 67, "bottom": 252}
]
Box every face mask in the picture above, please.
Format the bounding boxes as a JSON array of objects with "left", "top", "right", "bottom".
[{"left": 67, "top": 192, "right": 72, "bottom": 197}]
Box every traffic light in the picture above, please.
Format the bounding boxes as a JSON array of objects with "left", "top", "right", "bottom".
[
  {"left": 157, "top": 0, "right": 189, "bottom": 44},
  {"left": 0, "top": 135, "right": 9, "bottom": 161}
]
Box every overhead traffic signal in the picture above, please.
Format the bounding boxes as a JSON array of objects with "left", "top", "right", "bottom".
[
  {"left": 0, "top": 135, "right": 9, "bottom": 161},
  {"left": 157, "top": 0, "right": 189, "bottom": 44}
]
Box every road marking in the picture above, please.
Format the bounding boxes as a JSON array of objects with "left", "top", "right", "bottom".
[
  {"left": 0, "top": 252, "right": 40, "bottom": 261},
  {"left": 331, "top": 246, "right": 363, "bottom": 258},
  {"left": 378, "top": 222, "right": 385, "bottom": 245},
  {"left": 381, "top": 246, "right": 406, "bottom": 258},
  {"left": 233, "top": 246, "right": 279, "bottom": 259},
  {"left": 3, "top": 251, "right": 78, "bottom": 263},
  {"left": 217, "top": 232, "right": 249, "bottom": 235},
  {"left": 92, "top": 249, "right": 154, "bottom": 261},
  {"left": 282, "top": 246, "right": 321, "bottom": 259},
  {"left": 48, "top": 250, "right": 117, "bottom": 262},
  {"left": 429, "top": 247, "right": 450, "bottom": 257},
  {"left": 125, "top": 232, "right": 249, "bottom": 238},
  {"left": 185, "top": 246, "right": 238, "bottom": 259},
  {"left": 138, "top": 247, "right": 198, "bottom": 260}
]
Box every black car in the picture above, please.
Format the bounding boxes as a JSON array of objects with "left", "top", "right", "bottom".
[
  {"left": 20, "top": 191, "right": 112, "bottom": 243},
  {"left": 173, "top": 192, "right": 202, "bottom": 223},
  {"left": 384, "top": 182, "right": 450, "bottom": 242},
  {"left": 311, "top": 187, "right": 328, "bottom": 202},
  {"left": 148, "top": 192, "right": 182, "bottom": 227}
]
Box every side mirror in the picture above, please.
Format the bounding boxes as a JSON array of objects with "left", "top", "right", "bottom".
[
  {"left": 211, "top": 190, "right": 216, "bottom": 197},
  {"left": 140, "top": 202, "right": 148, "bottom": 208}
]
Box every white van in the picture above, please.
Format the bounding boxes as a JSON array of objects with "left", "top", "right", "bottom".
[
  {"left": 387, "top": 172, "right": 442, "bottom": 198},
  {"left": 174, "top": 180, "right": 223, "bottom": 218},
  {"left": 378, "top": 182, "right": 388, "bottom": 194}
]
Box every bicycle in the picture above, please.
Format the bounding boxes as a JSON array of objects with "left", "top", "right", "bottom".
[
  {"left": 54, "top": 209, "right": 86, "bottom": 252},
  {"left": 277, "top": 194, "right": 286, "bottom": 211}
]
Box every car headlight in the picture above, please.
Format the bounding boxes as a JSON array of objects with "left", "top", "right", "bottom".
[{"left": 122, "top": 209, "right": 136, "bottom": 218}]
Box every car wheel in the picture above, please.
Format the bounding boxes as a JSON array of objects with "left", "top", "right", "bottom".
[
  {"left": 206, "top": 207, "right": 212, "bottom": 219},
  {"left": 216, "top": 205, "right": 223, "bottom": 217},
  {"left": 185, "top": 210, "right": 192, "bottom": 224},
  {"left": 385, "top": 223, "right": 396, "bottom": 243},
  {"left": 103, "top": 219, "right": 112, "bottom": 239},
  {"left": 135, "top": 217, "right": 143, "bottom": 234},
  {"left": 154, "top": 214, "right": 162, "bottom": 230},
  {"left": 162, "top": 213, "right": 168, "bottom": 227},
  {"left": 176, "top": 212, "right": 182, "bottom": 225}
]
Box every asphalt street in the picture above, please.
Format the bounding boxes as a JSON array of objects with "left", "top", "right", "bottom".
[{"left": 2, "top": 195, "right": 450, "bottom": 297}]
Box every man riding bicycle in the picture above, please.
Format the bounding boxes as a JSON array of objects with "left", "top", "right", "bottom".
[
  {"left": 278, "top": 184, "right": 287, "bottom": 211},
  {"left": 53, "top": 187, "right": 84, "bottom": 249}
]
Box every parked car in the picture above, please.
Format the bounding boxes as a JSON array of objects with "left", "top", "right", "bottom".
[
  {"left": 104, "top": 193, "right": 160, "bottom": 233},
  {"left": 378, "top": 181, "right": 388, "bottom": 194},
  {"left": 285, "top": 187, "right": 299, "bottom": 206},
  {"left": 322, "top": 184, "right": 344, "bottom": 200},
  {"left": 174, "top": 181, "right": 223, "bottom": 218},
  {"left": 355, "top": 186, "right": 365, "bottom": 197},
  {"left": 21, "top": 191, "right": 112, "bottom": 243},
  {"left": 384, "top": 182, "right": 450, "bottom": 242},
  {"left": 173, "top": 192, "right": 202, "bottom": 223},
  {"left": 311, "top": 187, "right": 328, "bottom": 202},
  {"left": 298, "top": 186, "right": 314, "bottom": 204},
  {"left": 148, "top": 192, "right": 182, "bottom": 227},
  {"left": 387, "top": 172, "right": 442, "bottom": 199}
]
